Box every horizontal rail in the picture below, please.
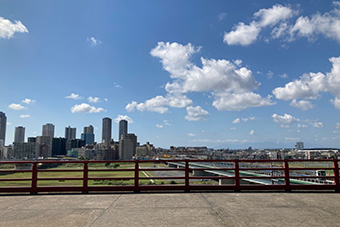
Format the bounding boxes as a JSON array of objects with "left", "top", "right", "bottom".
[{"left": 0, "top": 159, "right": 338, "bottom": 194}]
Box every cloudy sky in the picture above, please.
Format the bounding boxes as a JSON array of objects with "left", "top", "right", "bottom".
[{"left": 1, "top": 0, "right": 340, "bottom": 149}]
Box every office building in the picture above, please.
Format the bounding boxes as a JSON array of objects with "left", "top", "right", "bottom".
[
  {"left": 0, "top": 112, "right": 7, "bottom": 147},
  {"left": 119, "top": 133, "right": 137, "bottom": 160},
  {"left": 119, "top": 120, "right": 128, "bottom": 140},
  {"left": 81, "top": 125, "right": 95, "bottom": 145},
  {"left": 65, "top": 139, "right": 85, "bottom": 151},
  {"left": 14, "top": 126, "right": 25, "bottom": 143},
  {"left": 13, "top": 142, "right": 36, "bottom": 160},
  {"left": 42, "top": 123, "right": 55, "bottom": 138},
  {"left": 52, "top": 137, "right": 67, "bottom": 156},
  {"left": 102, "top": 117, "right": 112, "bottom": 143},
  {"left": 65, "top": 126, "right": 76, "bottom": 140}
]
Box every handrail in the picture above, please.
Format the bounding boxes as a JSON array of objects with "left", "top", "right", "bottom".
[{"left": 0, "top": 159, "right": 338, "bottom": 194}]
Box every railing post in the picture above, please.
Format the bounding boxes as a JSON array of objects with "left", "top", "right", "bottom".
[
  {"left": 333, "top": 160, "right": 340, "bottom": 192},
  {"left": 185, "top": 160, "right": 190, "bottom": 192},
  {"left": 134, "top": 161, "right": 140, "bottom": 193},
  {"left": 31, "top": 162, "right": 38, "bottom": 195},
  {"left": 284, "top": 160, "right": 291, "bottom": 192},
  {"left": 234, "top": 160, "right": 240, "bottom": 192},
  {"left": 82, "top": 161, "right": 88, "bottom": 194}
]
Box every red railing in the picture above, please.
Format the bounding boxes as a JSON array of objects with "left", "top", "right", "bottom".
[{"left": 0, "top": 159, "right": 339, "bottom": 194}]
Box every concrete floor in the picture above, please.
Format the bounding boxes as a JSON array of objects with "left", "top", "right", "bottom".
[{"left": 0, "top": 192, "right": 340, "bottom": 227}]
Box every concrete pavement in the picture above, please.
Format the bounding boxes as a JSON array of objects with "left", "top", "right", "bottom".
[{"left": 0, "top": 192, "right": 340, "bottom": 227}]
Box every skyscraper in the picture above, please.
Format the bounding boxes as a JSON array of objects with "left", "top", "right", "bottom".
[
  {"left": 119, "top": 120, "right": 128, "bottom": 140},
  {"left": 14, "top": 126, "right": 25, "bottom": 143},
  {"left": 102, "top": 117, "right": 112, "bottom": 143},
  {"left": 0, "top": 112, "right": 6, "bottom": 147},
  {"left": 42, "top": 123, "right": 55, "bottom": 138},
  {"left": 119, "top": 133, "right": 137, "bottom": 160},
  {"left": 81, "top": 125, "right": 95, "bottom": 145},
  {"left": 65, "top": 126, "right": 76, "bottom": 140}
]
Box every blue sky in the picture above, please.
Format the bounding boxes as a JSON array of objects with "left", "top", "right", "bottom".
[{"left": 1, "top": 0, "right": 340, "bottom": 149}]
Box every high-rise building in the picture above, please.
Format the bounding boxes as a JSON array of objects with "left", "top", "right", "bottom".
[
  {"left": 119, "top": 133, "right": 137, "bottom": 160},
  {"left": 52, "top": 137, "right": 67, "bottom": 156},
  {"left": 14, "top": 126, "right": 25, "bottom": 143},
  {"left": 119, "top": 120, "right": 128, "bottom": 140},
  {"left": 65, "top": 126, "right": 76, "bottom": 140},
  {"left": 102, "top": 117, "right": 112, "bottom": 143},
  {"left": 81, "top": 125, "right": 95, "bottom": 145},
  {"left": 295, "top": 142, "right": 304, "bottom": 150},
  {"left": 42, "top": 123, "right": 55, "bottom": 138},
  {"left": 36, "top": 136, "right": 52, "bottom": 158},
  {"left": 84, "top": 125, "right": 94, "bottom": 134},
  {"left": 0, "top": 112, "right": 7, "bottom": 147}
]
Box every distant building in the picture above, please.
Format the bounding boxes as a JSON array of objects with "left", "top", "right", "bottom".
[
  {"left": 42, "top": 123, "right": 55, "bottom": 138},
  {"left": 295, "top": 142, "right": 304, "bottom": 150},
  {"left": 13, "top": 142, "right": 36, "bottom": 160},
  {"left": 102, "top": 117, "right": 112, "bottom": 143},
  {"left": 119, "top": 120, "right": 128, "bottom": 140},
  {"left": 136, "top": 142, "right": 155, "bottom": 157},
  {"left": 65, "top": 139, "right": 85, "bottom": 151},
  {"left": 119, "top": 133, "right": 137, "bottom": 160},
  {"left": 1, "top": 146, "right": 13, "bottom": 160},
  {"left": 81, "top": 125, "right": 95, "bottom": 145},
  {"left": 14, "top": 126, "right": 25, "bottom": 143},
  {"left": 65, "top": 126, "right": 76, "bottom": 140},
  {"left": 0, "top": 112, "right": 7, "bottom": 147},
  {"left": 36, "top": 136, "right": 52, "bottom": 158},
  {"left": 52, "top": 137, "right": 67, "bottom": 156}
]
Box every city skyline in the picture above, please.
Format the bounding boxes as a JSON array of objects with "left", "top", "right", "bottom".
[{"left": 1, "top": 1, "right": 340, "bottom": 149}]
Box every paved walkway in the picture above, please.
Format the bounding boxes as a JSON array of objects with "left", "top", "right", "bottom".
[{"left": 1, "top": 192, "right": 340, "bottom": 227}]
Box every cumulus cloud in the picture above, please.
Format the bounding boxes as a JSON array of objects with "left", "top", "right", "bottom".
[
  {"left": 185, "top": 106, "right": 209, "bottom": 121},
  {"left": 274, "top": 57, "right": 340, "bottom": 109},
  {"left": 22, "top": 98, "right": 36, "bottom": 105},
  {"left": 224, "top": 4, "right": 295, "bottom": 45},
  {"left": 312, "top": 122, "right": 324, "bottom": 128},
  {"left": 88, "top": 96, "right": 100, "bottom": 103},
  {"left": 212, "top": 92, "right": 275, "bottom": 111},
  {"left": 114, "top": 115, "right": 133, "bottom": 123},
  {"left": 272, "top": 113, "right": 299, "bottom": 127},
  {"left": 71, "top": 103, "right": 104, "bottom": 113},
  {"left": 8, "top": 103, "right": 25, "bottom": 110},
  {"left": 336, "top": 122, "right": 340, "bottom": 129},
  {"left": 156, "top": 124, "right": 163, "bottom": 128},
  {"left": 232, "top": 118, "right": 241, "bottom": 124},
  {"left": 19, "top": 114, "right": 30, "bottom": 118},
  {"left": 188, "top": 133, "right": 196, "bottom": 137},
  {"left": 290, "top": 99, "right": 314, "bottom": 110},
  {"left": 126, "top": 94, "right": 193, "bottom": 114},
  {"left": 0, "top": 17, "right": 28, "bottom": 39},
  {"left": 249, "top": 130, "right": 256, "bottom": 135},
  {"left": 66, "top": 93, "right": 82, "bottom": 100},
  {"left": 233, "top": 117, "right": 255, "bottom": 124},
  {"left": 87, "top": 37, "right": 101, "bottom": 46}
]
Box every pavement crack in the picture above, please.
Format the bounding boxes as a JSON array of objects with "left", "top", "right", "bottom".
[
  {"left": 88, "top": 194, "right": 122, "bottom": 227},
  {"left": 200, "top": 193, "right": 229, "bottom": 227}
]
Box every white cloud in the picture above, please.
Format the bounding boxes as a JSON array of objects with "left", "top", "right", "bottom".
[
  {"left": 218, "top": 12, "right": 227, "bottom": 21},
  {"left": 212, "top": 92, "right": 275, "bottom": 111},
  {"left": 232, "top": 118, "right": 241, "bottom": 124},
  {"left": 7, "top": 122, "right": 12, "bottom": 125},
  {"left": 223, "top": 4, "right": 295, "bottom": 46},
  {"left": 272, "top": 113, "right": 299, "bottom": 127},
  {"left": 22, "top": 98, "right": 36, "bottom": 105},
  {"left": 19, "top": 114, "right": 30, "bottom": 118},
  {"left": 8, "top": 103, "right": 24, "bottom": 110},
  {"left": 114, "top": 115, "right": 133, "bottom": 123},
  {"left": 88, "top": 96, "right": 100, "bottom": 103},
  {"left": 223, "top": 22, "right": 260, "bottom": 46},
  {"left": 113, "top": 82, "right": 122, "bottom": 88},
  {"left": 331, "top": 97, "right": 340, "bottom": 109},
  {"left": 0, "top": 17, "right": 28, "bottom": 39},
  {"left": 71, "top": 103, "right": 104, "bottom": 113},
  {"left": 298, "top": 124, "right": 308, "bottom": 128},
  {"left": 188, "top": 133, "right": 196, "bottom": 137},
  {"left": 336, "top": 122, "right": 340, "bottom": 129},
  {"left": 163, "top": 120, "right": 172, "bottom": 126},
  {"left": 312, "top": 122, "right": 324, "bottom": 128},
  {"left": 66, "top": 93, "right": 82, "bottom": 100},
  {"left": 249, "top": 130, "right": 256, "bottom": 135},
  {"left": 87, "top": 37, "right": 101, "bottom": 46},
  {"left": 156, "top": 124, "right": 163, "bottom": 128},
  {"left": 33, "top": 131, "right": 38, "bottom": 135},
  {"left": 185, "top": 106, "right": 209, "bottom": 121},
  {"left": 242, "top": 116, "right": 256, "bottom": 122},
  {"left": 290, "top": 99, "right": 314, "bottom": 110},
  {"left": 279, "top": 73, "right": 288, "bottom": 78},
  {"left": 104, "top": 98, "right": 108, "bottom": 102},
  {"left": 230, "top": 127, "right": 237, "bottom": 130},
  {"left": 234, "top": 59, "right": 242, "bottom": 66}
]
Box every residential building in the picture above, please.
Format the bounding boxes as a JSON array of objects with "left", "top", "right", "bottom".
[
  {"left": 119, "top": 120, "right": 128, "bottom": 140},
  {"left": 0, "top": 112, "right": 7, "bottom": 147},
  {"left": 36, "top": 136, "right": 52, "bottom": 158},
  {"left": 295, "top": 142, "right": 304, "bottom": 150},
  {"left": 42, "top": 123, "right": 55, "bottom": 138},
  {"left": 119, "top": 133, "right": 137, "bottom": 160},
  {"left": 102, "top": 117, "right": 112, "bottom": 143},
  {"left": 65, "top": 126, "right": 76, "bottom": 140},
  {"left": 14, "top": 126, "right": 25, "bottom": 143},
  {"left": 13, "top": 142, "right": 36, "bottom": 160}
]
